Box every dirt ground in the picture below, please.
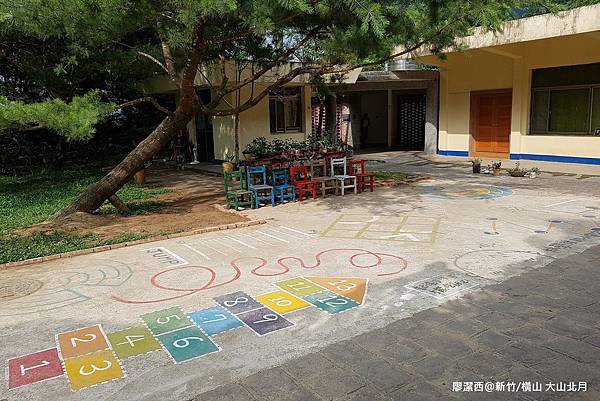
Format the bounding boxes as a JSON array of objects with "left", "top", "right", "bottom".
[{"left": 26, "top": 167, "right": 247, "bottom": 240}]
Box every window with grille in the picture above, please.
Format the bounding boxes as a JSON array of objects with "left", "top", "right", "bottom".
[{"left": 269, "top": 87, "right": 303, "bottom": 133}]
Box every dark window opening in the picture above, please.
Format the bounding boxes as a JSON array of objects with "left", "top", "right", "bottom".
[
  {"left": 530, "top": 63, "right": 600, "bottom": 136},
  {"left": 269, "top": 87, "right": 303, "bottom": 133}
]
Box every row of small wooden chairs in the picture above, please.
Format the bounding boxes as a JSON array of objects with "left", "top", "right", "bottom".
[{"left": 224, "top": 158, "right": 374, "bottom": 209}]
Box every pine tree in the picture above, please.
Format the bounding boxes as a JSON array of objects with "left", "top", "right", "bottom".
[{"left": 0, "top": 0, "right": 576, "bottom": 216}]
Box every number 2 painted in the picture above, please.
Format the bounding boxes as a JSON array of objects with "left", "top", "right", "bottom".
[{"left": 70, "top": 333, "right": 97, "bottom": 347}]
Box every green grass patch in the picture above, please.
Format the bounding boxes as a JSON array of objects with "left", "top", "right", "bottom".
[
  {"left": 374, "top": 171, "right": 409, "bottom": 181},
  {"left": 0, "top": 166, "right": 172, "bottom": 263},
  {"left": 0, "top": 167, "right": 170, "bottom": 233},
  {"left": 0, "top": 231, "right": 154, "bottom": 264}
]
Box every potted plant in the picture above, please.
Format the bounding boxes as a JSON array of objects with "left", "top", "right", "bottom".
[
  {"left": 222, "top": 154, "right": 237, "bottom": 172},
  {"left": 243, "top": 137, "right": 270, "bottom": 160},
  {"left": 528, "top": 167, "right": 540, "bottom": 179},
  {"left": 492, "top": 161, "right": 502, "bottom": 176},
  {"left": 507, "top": 161, "right": 527, "bottom": 177},
  {"left": 471, "top": 158, "right": 482, "bottom": 174}
]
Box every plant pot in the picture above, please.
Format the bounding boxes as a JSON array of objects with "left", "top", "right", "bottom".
[
  {"left": 508, "top": 170, "right": 526, "bottom": 177},
  {"left": 472, "top": 164, "right": 481, "bottom": 174},
  {"left": 222, "top": 162, "right": 235, "bottom": 172},
  {"left": 492, "top": 168, "right": 501, "bottom": 176},
  {"left": 242, "top": 152, "right": 255, "bottom": 161},
  {"left": 133, "top": 169, "right": 145, "bottom": 185}
]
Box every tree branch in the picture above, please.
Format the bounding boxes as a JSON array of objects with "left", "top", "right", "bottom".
[
  {"left": 160, "top": 37, "right": 179, "bottom": 83},
  {"left": 217, "top": 27, "right": 320, "bottom": 98},
  {"left": 137, "top": 51, "right": 169, "bottom": 74},
  {"left": 114, "top": 97, "right": 174, "bottom": 115}
]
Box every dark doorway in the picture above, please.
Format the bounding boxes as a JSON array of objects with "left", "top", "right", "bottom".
[
  {"left": 396, "top": 94, "right": 426, "bottom": 151},
  {"left": 195, "top": 90, "right": 214, "bottom": 161}
]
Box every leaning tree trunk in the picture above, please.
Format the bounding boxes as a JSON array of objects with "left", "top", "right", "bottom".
[{"left": 55, "top": 107, "right": 195, "bottom": 218}]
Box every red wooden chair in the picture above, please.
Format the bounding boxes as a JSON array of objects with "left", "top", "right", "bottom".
[
  {"left": 290, "top": 166, "right": 318, "bottom": 201},
  {"left": 349, "top": 160, "right": 375, "bottom": 193}
]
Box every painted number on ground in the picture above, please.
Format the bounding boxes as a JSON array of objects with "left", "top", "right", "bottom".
[
  {"left": 107, "top": 326, "right": 161, "bottom": 359},
  {"left": 274, "top": 278, "right": 324, "bottom": 297},
  {"left": 156, "top": 326, "right": 220, "bottom": 363},
  {"left": 255, "top": 290, "right": 310, "bottom": 314},
  {"left": 56, "top": 325, "right": 109, "bottom": 359},
  {"left": 188, "top": 306, "right": 243, "bottom": 336},
  {"left": 8, "top": 348, "right": 64, "bottom": 389},
  {"left": 141, "top": 306, "right": 193, "bottom": 335},
  {"left": 236, "top": 307, "right": 294, "bottom": 336},
  {"left": 303, "top": 291, "right": 359, "bottom": 314},
  {"left": 63, "top": 350, "right": 124, "bottom": 391},
  {"left": 213, "top": 291, "right": 263, "bottom": 315}
]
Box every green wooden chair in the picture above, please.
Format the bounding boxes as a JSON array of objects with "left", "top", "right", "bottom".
[{"left": 224, "top": 170, "right": 253, "bottom": 210}]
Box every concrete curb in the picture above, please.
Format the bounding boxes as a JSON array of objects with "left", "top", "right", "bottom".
[{"left": 0, "top": 219, "right": 267, "bottom": 271}]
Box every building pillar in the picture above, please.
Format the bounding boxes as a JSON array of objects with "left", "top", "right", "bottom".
[
  {"left": 424, "top": 76, "right": 439, "bottom": 155},
  {"left": 387, "top": 89, "right": 393, "bottom": 148}
]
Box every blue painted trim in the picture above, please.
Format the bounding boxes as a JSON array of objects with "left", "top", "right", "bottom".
[
  {"left": 510, "top": 153, "right": 600, "bottom": 165},
  {"left": 438, "top": 150, "right": 469, "bottom": 157}
]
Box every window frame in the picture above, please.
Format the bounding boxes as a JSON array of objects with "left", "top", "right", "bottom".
[
  {"left": 529, "top": 83, "right": 600, "bottom": 136},
  {"left": 269, "top": 87, "right": 304, "bottom": 134}
]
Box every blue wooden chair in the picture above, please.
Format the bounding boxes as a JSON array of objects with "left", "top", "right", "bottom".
[
  {"left": 246, "top": 165, "right": 275, "bottom": 208},
  {"left": 272, "top": 169, "right": 296, "bottom": 204}
]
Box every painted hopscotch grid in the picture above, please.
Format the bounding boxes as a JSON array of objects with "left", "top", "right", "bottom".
[
  {"left": 213, "top": 291, "right": 294, "bottom": 336},
  {"left": 140, "top": 306, "right": 221, "bottom": 364},
  {"left": 55, "top": 324, "right": 126, "bottom": 392},
  {"left": 320, "top": 214, "right": 440, "bottom": 243},
  {"left": 273, "top": 277, "right": 366, "bottom": 315},
  {"left": 404, "top": 273, "right": 479, "bottom": 300},
  {"left": 6, "top": 275, "right": 368, "bottom": 393}
]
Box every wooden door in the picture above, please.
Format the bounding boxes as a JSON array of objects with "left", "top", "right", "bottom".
[{"left": 470, "top": 90, "right": 512, "bottom": 158}]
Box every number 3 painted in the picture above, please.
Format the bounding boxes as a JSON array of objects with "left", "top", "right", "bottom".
[{"left": 79, "top": 360, "right": 112, "bottom": 376}]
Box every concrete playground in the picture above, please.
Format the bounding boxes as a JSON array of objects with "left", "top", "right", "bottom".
[{"left": 1, "top": 164, "right": 600, "bottom": 401}]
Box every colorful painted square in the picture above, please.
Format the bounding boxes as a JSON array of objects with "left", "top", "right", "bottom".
[
  {"left": 157, "top": 326, "right": 220, "bottom": 363},
  {"left": 188, "top": 306, "right": 243, "bottom": 336},
  {"left": 57, "top": 325, "right": 109, "bottom": 359},
  {"left": 274, "top": 277, "right": 324, "bottom": 297},
  {"left": 256, "top": 290, "right": 310, "bottom": 314},
  {"left": 305, "top": 277, "right": 368, "bottom": 304},
  {"left": 8, "top": 348, "right": 64, "bottom": 389},
  {"left": 236, "top": 307, "right": 294, "bottom": 336},
  {"left": 213, "top": 291, "right": 263, "bottom": 315},
  {"left": 303, "top": 291, "right": 359, "bottom": 314},
  {"left": 63, "top": 349, "right": 124, "bottom": 391},
  {"left": 107, "top": 326, "right": 161, "bottom": 359},
  {"left": 141, "top": 306, "right": 193, "bottom": 335}
]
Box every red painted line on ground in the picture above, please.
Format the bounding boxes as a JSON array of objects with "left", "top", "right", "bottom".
[{"left": 112, "top": 248, "right": 407, "bottom": 304}]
